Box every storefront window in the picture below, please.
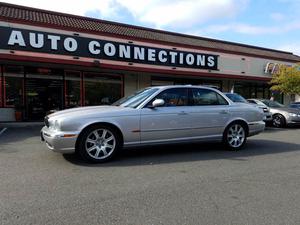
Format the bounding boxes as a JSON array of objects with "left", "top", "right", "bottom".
[
  {"left": 256, "top": 86, "right": 264, "bottom": 99},
  {"left": 234, "top": 82, "right": 271, "bottom": 100},
  {"left": 65, "top": 71, "right": 81, "bottom": 108},
  {"left": 0, "top": 66, "right": 3, "bottom": 107},
  {"left": 3, "top": 65, "right": 24, "bottom": 109},
  {"left": 151, "top": 76, "right": 222, "bottom": 90},
  {"left": 25, "top": 67, "right": 63, "bottom": 120},
  {"left": 84, "top": 73, "right": 122, "bottom": 106},
  {"left": 202, "top": 81, "right": 222, "bottom": 90},
  {"left": 264, "top": 87, "right": 270, "bottom": 99},
  {"left": 234, "top": 83, "right": 251, "bottom": 98}
]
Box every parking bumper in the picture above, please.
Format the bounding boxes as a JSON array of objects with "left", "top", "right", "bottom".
[{"left": 41, "top": 126, "right": 78, "bottom": 154}]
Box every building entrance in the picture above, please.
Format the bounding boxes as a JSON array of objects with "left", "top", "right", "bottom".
[{"left": 25, "top": 68, "right": 63, "bottom": 121}]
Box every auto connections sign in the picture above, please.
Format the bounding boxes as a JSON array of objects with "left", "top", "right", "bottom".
[{"left": 0, "top": 26, "right": 219, "bottom": 70}]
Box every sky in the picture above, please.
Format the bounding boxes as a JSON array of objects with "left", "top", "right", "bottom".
[{"left": 3, "top": 0, "right": 300, "bottom": 55}]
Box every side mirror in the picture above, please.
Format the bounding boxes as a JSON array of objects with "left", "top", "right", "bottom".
[{"left": 151, "top": 99, "right": 165, "bottom": 108}]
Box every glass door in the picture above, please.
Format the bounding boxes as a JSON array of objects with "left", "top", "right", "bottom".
[{"left": 25, "top": 67, "right": 63, "bottom": 121}]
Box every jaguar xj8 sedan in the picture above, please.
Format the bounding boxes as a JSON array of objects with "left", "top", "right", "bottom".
[{"left": 41, "top": 85, "right": 265, "bottom": 163}]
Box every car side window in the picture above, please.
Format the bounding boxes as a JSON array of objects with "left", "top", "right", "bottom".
[
  {"left": 149, "top": 88, "right": 188, "bottom": 107},
  {"left": 190, "top": 88, "right": 228, "bottom": 106},
  {"left": 248, "top": 100, "right": 257, "bottom": 104}
]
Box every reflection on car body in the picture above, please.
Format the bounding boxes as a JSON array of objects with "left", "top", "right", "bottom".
[{"left": 41, "top": 85, "right": 265, "bottom": 163}]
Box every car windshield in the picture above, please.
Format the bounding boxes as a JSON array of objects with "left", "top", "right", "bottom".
[
  {"left": 225, "top": 93, "right": 248, "bottom": 103},
  {"left": 261, "top": 99, "right": 284, "bottom": 108},
  {"left": 248, "top": 99, "right": 267, "bottom": 106},
  {"left": 112, "top": 87, "right": 159, "bottom": 108}
]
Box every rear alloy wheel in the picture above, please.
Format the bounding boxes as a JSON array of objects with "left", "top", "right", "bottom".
[
  {"left": 272, "top": 114, "right": 286, "bottom": 128},
  {"left": 78, "top": 125, "right": 120, "bottom": 163},
  {"left": 223, "top": 123, "right": 247, "bottom": 150}
]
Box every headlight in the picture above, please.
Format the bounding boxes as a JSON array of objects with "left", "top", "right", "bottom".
[
  {"left": 54, "top": 120, "right": 61, "bottom": 130},
  {"left": 263, "top": 108, "right": 269, "bottom": 112},
  {"left": 289, "top": 113, "right": 297, "bottom": 117},
  {"left": 49, "top": 120, "right": 61, "bottom": 130}
]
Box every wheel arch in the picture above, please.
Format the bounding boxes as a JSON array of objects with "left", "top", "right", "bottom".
[
  {"left": 272, "top": 113, "right": 286, "bottom": 127},
  {"left": 224, "top": 119, "right": 249, "bottom": 136},
  {"left": 75, "top": 122, "right": 124, "bottom": 152},
  {"left": 272, "top": 113, "right": 286, "bottom": 120}
]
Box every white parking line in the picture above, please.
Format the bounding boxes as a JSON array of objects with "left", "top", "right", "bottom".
[{"left": 0, "top": 128, "right": 7, "bottom": 136}]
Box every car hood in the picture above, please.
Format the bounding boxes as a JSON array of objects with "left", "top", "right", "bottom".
[
  {"left": 270, "top": 107, "right": 300, "bottom": 113},
  {"left": 47, "top": 105, "right": 134, "bottom": 120},
  {"left": 234, "top": 102, "right": 260, "bottom": 108}
]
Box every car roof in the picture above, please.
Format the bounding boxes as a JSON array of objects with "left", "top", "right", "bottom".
[{"left": 153, "top": 85, "right": 220, "bottom": 92}]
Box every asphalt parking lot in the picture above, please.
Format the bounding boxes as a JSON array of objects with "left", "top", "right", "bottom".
[{"left": 1, "top": 125, "right": 300, "bottom": 225}]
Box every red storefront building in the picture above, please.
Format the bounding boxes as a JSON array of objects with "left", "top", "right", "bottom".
[{"left": 0, "top": 3, "right": 299, "bottom": 121}]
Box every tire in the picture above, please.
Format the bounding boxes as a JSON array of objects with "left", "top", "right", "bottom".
[
  {"left": 272, "top": 114, "right": 286, "bottom": 128},
  {"left": 223, "top": 122, "right": 247, "bottom": 150},
  {"left": 77, "top": 125, "right": 121, "bottom": 163}
]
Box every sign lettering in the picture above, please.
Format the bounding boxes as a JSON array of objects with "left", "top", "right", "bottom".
[{"left": 0, "top": 27, "right": 219, "bottom": 70}]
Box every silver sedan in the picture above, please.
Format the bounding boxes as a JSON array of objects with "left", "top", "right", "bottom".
[
  {"left": 255, "top": 99, "right": 300, "bottom": 127},
  {"left": 41, "top": 85, "right": 265, "bottom": 163}
]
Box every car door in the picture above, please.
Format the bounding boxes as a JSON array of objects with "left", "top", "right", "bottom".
[
  {"left": 187, "top": 88, "right": 231, "bottom": 139},
  {"left": 140, "top": 88, "right": 191, "bottom": 144}
]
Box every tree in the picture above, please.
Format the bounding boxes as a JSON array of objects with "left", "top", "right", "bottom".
[{"left": 270, "top": 64, "right": 300, "bottom": 95}]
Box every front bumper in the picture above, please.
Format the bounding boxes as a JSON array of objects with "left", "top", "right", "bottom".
[
  {"left": 263, "top": 112, "right": 272, "bottom": 122},
  {"left": 41, "top": 126, "right": 79, "bottom": 153},
  {"left": 248, "top": 121, "right": 265, "bottom": 137},
  {"left": 286, "top": 115, "right": 300, "bottom": 125}
]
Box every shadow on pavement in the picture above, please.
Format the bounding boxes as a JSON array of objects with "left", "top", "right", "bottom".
[
  {"left": 0, "top": 126, "right": 43, "bottom": 146},
  {"left": 263, "top": 126, "right": 300, "bottom": 133},
  {"left": 63, "top": 138, "right": 300, "bottom": 167}
]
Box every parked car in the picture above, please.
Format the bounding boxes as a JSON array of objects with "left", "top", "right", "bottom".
[
  {"left": 290, "top": 102, "right": 300, "bottom": 109},
  {"left": 41, "top": 85, "right": 265, "bottom": 163},
  {"left": 249, "top": 99, "right": 300, "bottom": 128},
  {"left": 224, "top": 93, "right": 272, "bottom": 122},
  {"left": 247, "top": 98, "right": 272, "bottom": 122}
]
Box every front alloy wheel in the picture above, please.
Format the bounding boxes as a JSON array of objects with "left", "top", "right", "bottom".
[
  {"left": 78, "top": 125, "right": 120, "bottom": 163},
  {"left": 85, "top": 129, "right": 116, "bottom": 160},
  {"left": 224, "top": 123, "right": 247, "bottom": 150},
  {"left": 272, "top": 114, "right": 285, "bottom": 128}
]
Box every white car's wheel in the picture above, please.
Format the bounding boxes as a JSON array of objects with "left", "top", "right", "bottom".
[
  {"left": 223, "top": 122, "right": 247, "bottom": 150},
  {"left": 77, "top": 125, "right": 121, "bottom": 163},
  {"left": 272, "top": 114, "right": 286, "bottom": 128}
]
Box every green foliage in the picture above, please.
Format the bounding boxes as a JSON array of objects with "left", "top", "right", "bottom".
[{"left": 270, "top": 64, "right": 300, "bottom": 95}]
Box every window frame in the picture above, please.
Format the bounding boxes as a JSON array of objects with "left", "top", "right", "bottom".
[
  {"left": 188, "top": 88, "right": 229, "bottom": 106},
  {"left": 144, "top": 87, "right": 189, "bottom": 108}
]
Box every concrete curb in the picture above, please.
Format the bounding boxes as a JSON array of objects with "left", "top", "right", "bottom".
[{"left": 0, "top": 122, "right": 44, "bottom": 128}]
